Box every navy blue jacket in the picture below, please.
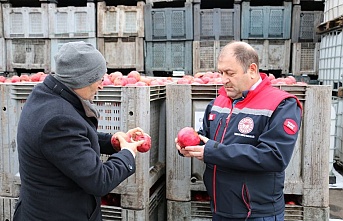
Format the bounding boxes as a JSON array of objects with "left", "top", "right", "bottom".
[
  {"left": 200, "top": 74, "right": 302, "bottom": 219},
  {"left": 14, "top": 75, "right": 135, "bottom": 221}
]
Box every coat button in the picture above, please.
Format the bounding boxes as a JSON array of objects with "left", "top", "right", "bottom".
[{"left": 128, "top": 164, "right": 133, "bottom": 170}]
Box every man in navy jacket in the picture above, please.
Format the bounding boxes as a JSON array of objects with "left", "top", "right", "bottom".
[
  {"left": 176, "top": 41, "right": 302, "bottom": 221},
  {"left": 14, "top": 41, "right": 144, "bottom": 221}
]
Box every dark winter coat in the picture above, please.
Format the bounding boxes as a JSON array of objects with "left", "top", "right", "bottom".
[{"left": 13, "top": 75, "right": 135, "bottom": 221}]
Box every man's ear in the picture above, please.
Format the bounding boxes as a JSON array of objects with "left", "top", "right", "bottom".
[{"left": 249, "top": 63, "right": 258, "bottom": 78}]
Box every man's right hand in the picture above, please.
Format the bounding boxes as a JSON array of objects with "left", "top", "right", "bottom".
[{"left": 116, "top": 133, "right": 144, "bottom": 157}]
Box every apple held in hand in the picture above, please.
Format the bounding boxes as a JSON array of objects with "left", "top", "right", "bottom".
[
  {"left": 177, "top": 127, "right": 201, "bottom": 148},
  {"left": 131, "top": 132, "right": 152, "bottom": 153},
  {"left": 111, "top": 131, "right": 130, "bottom": 150}
]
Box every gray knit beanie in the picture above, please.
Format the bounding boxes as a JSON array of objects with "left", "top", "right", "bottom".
[{"left": 54, "top": 41, "right": 107, "bottom": 89}]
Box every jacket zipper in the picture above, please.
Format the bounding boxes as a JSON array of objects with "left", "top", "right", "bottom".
[
  {"left": 212, "top": 111, "right": 232, "bottom": 213},
  {"left": 212, "top": 118, "right": 222, "bottom": 213}
]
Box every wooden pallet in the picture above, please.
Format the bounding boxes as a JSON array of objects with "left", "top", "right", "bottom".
[{"left": 317, "top": 16, "right": 343, "bottom": 34}]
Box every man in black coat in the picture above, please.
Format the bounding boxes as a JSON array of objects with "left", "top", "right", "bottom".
[{"left": 13, "top": 41, "right": 144, "bottom": 221}]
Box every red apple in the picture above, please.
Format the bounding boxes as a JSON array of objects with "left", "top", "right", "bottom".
[{"left": 177, "top": 127, "right": 201, "bottom": 148}]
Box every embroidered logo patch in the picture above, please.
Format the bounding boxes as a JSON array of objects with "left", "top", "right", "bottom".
[
  {"left": 238, "top": 117, "right": 254, "bottom": 134},
  {"left": 283, "top": 119, "right": 298, "bottom": 135},
  {"left": 208, "top": 114, "right": 216, "bottom": 121}
]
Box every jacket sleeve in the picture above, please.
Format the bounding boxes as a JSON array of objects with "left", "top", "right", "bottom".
[
  {"left": 203, "top": 98, "right": 302, "bottom": 172},
  {"left": 40, "top": 115, "right": 135, "bottom": 196},
  {"left": 97, "top": 132, "right": 116, "bottom": 155}
]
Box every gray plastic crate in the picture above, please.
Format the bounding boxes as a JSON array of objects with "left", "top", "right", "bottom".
[
  {"left": 292, "top": 5, "right": 323, "bottom": 42},
  {"left": 192, "top": 40, "right": 230, "bottom": 74},
  {"left": 2, "top": 3, "right": 49, "bottom": 38},
  {"left": 0, "top": 197, "right": 18, "bottom": 221},
  {"left": 165, "top": 84, "right": 331, "bottom": 220},
  {"left": 0, "top": 3, "right": 3, "bottom": 38},
  {"left": 0, "top": 38, "right": 5, "bottom": 72},
  {"left": 6, "top": 39, "right": 51, "bottom": 72},
  {"left": 101, "top": 181, "right": 166, "bottom": 221},
  {"left": 292, "top": 42, "right": 320, "bottom": 76},
  {"left": 144, "top": 2, "right": 193, "bottom": 41},
  {"left": 243, "top": 39, "right": 291, "bottom": 74},
  {"left": 97, "top": 1, "right": 145, "bottom": 38},
  {"left": 0, "top": 183, "right": 166, "bottom": 221},
  {"left": 193, "top": 4, "right": 240, "bottom": 41},
  {"left": 166, "top": 200, "right": 329, "bottom": 221},
  {"left": 0, "top": 83, "right": 34, "bottom": 197},
  {"left": 241, "top": 1, "right": 291, "bottom": 39},
  {"left": 145, "top": 40, "right": 192, "bottom": 75},
  {"left": 48, "top": 2, "right": 96, "bottom": 38},
  {"left": 97, "top": 37, "right": 144, "bottom": 71},
  {"left": 0, "top": 84, "right": 166, "bottom": 210}
]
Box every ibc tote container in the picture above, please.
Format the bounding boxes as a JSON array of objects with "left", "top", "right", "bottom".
[
  {"left": 48, "top": 2, "right": 95, "bottom": 38},
  {"left": 243, "top": 39, "right": 291, "bottom": 74},
  {"left": 97, "top": 37, "right": 144, "bottom": 71},
  {"left": 0, "top": 83, "right": 166, "bottom": 211},
  {"left": 318, "top": 29, "right": 343, "bottom": 93},
  {"left": 50, "top": 38, "right": 97, "bottom": 73},
  {"left": 291, "top": 5, "right": 323, "bottom": 43},
  {"left": 241, "top": 1, "right": 292, "bottom": 39},
  {"left": 166, "top": 84, "right": 331, "bottom": 221},
  {"left": 2, "top": 2, "right": 49, "bottom": 38},
  {"left": 323, "top": 0, "right": 343, "bottom": 23},
  {"left": 97, "top": 1, "right": 145, "bottom": 38},
  {"left": 332, "top": 97, "right": 343, "bottom": 167},
  {"left": 6, "top": 39, "right": 51, "bottom": 72}
]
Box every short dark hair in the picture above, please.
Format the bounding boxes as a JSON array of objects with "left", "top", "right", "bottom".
[{"left": 220, "top": 41, "right": 259, "bottom": 73}]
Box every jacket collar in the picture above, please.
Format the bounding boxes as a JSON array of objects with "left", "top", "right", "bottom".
[{"left": 43, "top": 75, "right": 98, "bottom": 127}]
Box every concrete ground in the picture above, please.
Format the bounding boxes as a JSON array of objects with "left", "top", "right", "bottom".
[{"left": 330, "top": 166, "right": 343, "bottom": 220}]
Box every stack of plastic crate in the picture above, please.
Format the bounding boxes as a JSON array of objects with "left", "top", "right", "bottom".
[
  {"left": 97, "top": 1, "right": 145, "bottom": 73},
  {"left": 49, "top": 1, "right": 96, "bottom": 73},
  {"left": 291, "top": 2, "right": 323, "bottom": 78},
  {"left": 2, "top": 1, "right": 50, "bottom": 74},
  {"left": 241, "top": 1, "right": 292, "bottom": 75},
  {"left": 192, "top": 1, "right": 240, "bottom": 74},
  {"left": 165, "top": 84, "right": 332, "bottom": 221},
  {"left": 144, "top": 0, "right": 194, "bottom": 76}
]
